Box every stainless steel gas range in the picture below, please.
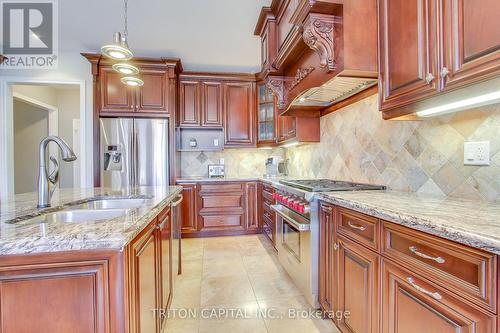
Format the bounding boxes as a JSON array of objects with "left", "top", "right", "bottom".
[{"left": 270, "top": 179, "right": 385, "bottom": 307}]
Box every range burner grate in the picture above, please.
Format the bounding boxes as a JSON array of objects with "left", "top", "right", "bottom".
[{"left": 279, "top": 179, "right": 386, "bottom": 192}]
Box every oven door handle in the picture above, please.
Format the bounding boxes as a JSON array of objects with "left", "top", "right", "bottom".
[{"left": 271, "top": 205, "right": 310, "bottom": 232}]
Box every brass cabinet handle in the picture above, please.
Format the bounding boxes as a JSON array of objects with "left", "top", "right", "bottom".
[
  {"left": 425, "top": 73, "right": 435, "bottom": 84},
  {"left": 409, "top": 246, "right": 445, "bottom": 264},
  {"left": 333, "top": 242, "right": 339, "bottom": 251},
  {"left": 407, "top": 277, "right": 442, "bottom": 300},
  {"left": 347, "top": 221, "right": 366, "bottom": 231}
]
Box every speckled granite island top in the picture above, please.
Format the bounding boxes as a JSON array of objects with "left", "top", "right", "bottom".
[
  {"left": 0, "top": 186, "right": 182, "bottom": 255},
  {"left": 317, "top": 191, "right": 500, "bottom": 254}
]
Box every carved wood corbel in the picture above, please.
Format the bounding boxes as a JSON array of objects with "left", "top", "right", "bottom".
[
  {"left": 266, "top": 76, "right": 289, "bottom": 109},
  {"left": 302, "top": 13, "right": 337, "bottom": 73}
]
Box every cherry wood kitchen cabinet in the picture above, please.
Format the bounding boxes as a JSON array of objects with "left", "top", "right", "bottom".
[
  {"left": 128, "top": 218, "right": 161, "bottom": 333},
  {"left": 223, "top": 81, "right": 256, "bottom": 147},
  {"left": 319, "top": 202, "right": 335, "bottom": 314},
  {"left": 245, "top": 182, "right": 260, "bottom": 230},
  {"left": 0, "top": 205, "right": 176, "bottom": 333},
  {"left": 178, "top": 181, "right": 260, "bottom": 237},
  {"left": 382, "top": 259, "right": 496, "bottom": 333},
  {"left": 336, "top": 235, "right": 380, "bottom": 333},
  {"left": 378, "top": 0, "right": 439, "bottom": 113},
  {"left": 178, "top": 78, "right": 223, "bottom": 127},
  {"left": 379, "top": 0, "right": 500, "bottom": 118},
  {"left": 318, "top": 201, "right": 499, "bottom": 333},
  {"left": 441, "top": 0, "right": 500, "bottom": 91},
  {"left": 259, "top": 182, "right": 276, "bottom": 247},
  {"left": 277, "top": 114, "right": 296, "bottom": 143},
  {"left": 178, "top": 183, "right": 198, "bottom": 234},
  {"left": 257, "top": 83, "right": 277, "bottom": 146}
]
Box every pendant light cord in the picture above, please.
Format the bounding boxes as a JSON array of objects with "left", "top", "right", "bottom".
[{"left": 123, "top": 0, "right": 128, "bottom": 40}]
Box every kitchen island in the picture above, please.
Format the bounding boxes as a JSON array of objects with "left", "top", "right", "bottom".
[{"left": 0, "top": 186, "right": 183, "bottom": 333}]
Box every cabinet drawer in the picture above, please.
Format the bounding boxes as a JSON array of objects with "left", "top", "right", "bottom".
[
  {"left": 382, "top": 259, "right": 496, "bottom": 333},
  {"left": 199, "top": 183, "right": 243, "bottom": 193},
  {"left": 262, "top": 189, "right": 274, "bottom": 202},
  {"left": 262, "top": 215, "right": 275, "bottom": 246},
  {"left": 382, "top": 222, "right": 497, "bottom": 312},
  {"left": 337, "top": 208, "right": 380, "bottom": 251},
  {"left": 201, "top": 195, "right": 242, "bottom": 209},
  {"left": 262, "top": 201, "right": 274, "bottom": 215},
  {"left": 201, "top": 215, "right": 242, "bottom": 229}
]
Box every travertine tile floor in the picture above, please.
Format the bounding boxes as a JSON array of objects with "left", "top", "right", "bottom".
[{"left": 166, "top": 235, "right": 340, "bottom": 333}]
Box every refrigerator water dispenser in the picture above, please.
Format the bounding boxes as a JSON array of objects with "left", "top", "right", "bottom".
[{"left": 104, "top": 144, "right": 123, "bottom": 171}]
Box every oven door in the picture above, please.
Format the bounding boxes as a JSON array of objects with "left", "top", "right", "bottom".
[{"left": 271, "top": 204, "right": 310, "bottom": 262}]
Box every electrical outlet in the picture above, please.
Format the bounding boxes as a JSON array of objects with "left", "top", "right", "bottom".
[
  {"left": 219, "top": 158, "right": 225, "bottom": 165},
  {"left": 214, "top": 139, "right": 219, "bottom": 147},
  {"left": 464, "top": 141, "right": 490, "bottom": 166}
]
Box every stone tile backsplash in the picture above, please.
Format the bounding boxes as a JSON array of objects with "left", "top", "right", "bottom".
[
  {"left": 180, "top": 148, "right": 285, "bottom": 178},
  {"left": 286, "top": 94, "right": 500, "bottom": 202}
]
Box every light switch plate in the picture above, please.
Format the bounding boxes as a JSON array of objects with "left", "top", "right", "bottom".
[
  {"left": 214, "top": 139, "right": 219, "bottom": 147},
  {"left": 464, "top": 141, "right": 490, "bottom": 166},
  {"left": 219, "top": 158, "right": 225, "bottom": 165}
]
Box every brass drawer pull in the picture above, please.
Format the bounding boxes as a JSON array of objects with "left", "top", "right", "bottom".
[
  {"left": 407, "top": 277, "right": 442, "bottom": 300},
  {"left": 409, "top": 246, "right": 445, "bottom": 264},
  {"left": 347, "top": 221, "right": 366, "bottom": 231}
]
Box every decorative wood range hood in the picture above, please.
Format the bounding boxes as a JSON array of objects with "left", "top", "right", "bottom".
[{"left": 255, "top": 0, "right": 378, "bottom": 117}]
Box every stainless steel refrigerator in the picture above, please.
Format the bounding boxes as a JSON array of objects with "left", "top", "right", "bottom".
[{"left": 100, "top": 118, "right": 169, "bottom": 188}]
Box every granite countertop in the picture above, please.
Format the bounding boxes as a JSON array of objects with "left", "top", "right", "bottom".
[
  {"left": 0, "top": 186, "right": 182, "bottom": 255},
  {"left": 317, "top": 191, "right": 500, "bottom": 254},
  {"left": 176, "top": 176, "right": 289, "bottom": 185}
]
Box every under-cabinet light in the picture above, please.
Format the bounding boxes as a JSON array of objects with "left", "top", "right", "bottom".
[
  {"left": 416, "top": 90, "right": 500, "bottom": 118},
  {"left": 259, "top": 147, "right": 273, "bottom": 150},
  {"left": 282, "top": 141, "right": 299, "bottom": 148}
]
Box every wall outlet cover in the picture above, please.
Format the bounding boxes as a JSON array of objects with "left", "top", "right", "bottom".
[{"left": 464, "top": 141, "right": 490, "bottom": 166}]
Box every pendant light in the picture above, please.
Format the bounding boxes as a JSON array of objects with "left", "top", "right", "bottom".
[
  {"left": 121, "top": 76, "right": 144, "bottom": 87},
  {"left": 101, "top": 0, "right": 134, "bottom": 60},
  {"left": 112, "top": 62, "right": 139, "bottom": 75}
]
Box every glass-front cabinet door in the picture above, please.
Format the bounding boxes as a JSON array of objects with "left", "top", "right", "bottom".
[{"left": 257, "top": 83, "right": 276, "bottom": 145}]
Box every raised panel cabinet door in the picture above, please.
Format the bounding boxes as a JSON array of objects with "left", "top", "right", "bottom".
[
  {"left": 201, "top": 81, "right": 223, "bottom": 127},
  {"left": 378, "top": 0, "right": 439, "bottom": 111},
  {"left": 223, "top": 82, "right": 256, "bottom": 147},
  {"left": 382, "top": 259, "right": 496, "bottom": 333},
  {"left": 336, "top": 235, "right": 380, "bottom": 333},
  {"left": 159, "top": 210, "right": 172, "bottom": 331},
  {"left": 179, "top": 80, "right": 201, "bottom": 126},
  {"left": 0, "top": 261, "right": 111, "bottom": 333},
  {"left": 319, "top": 202, "right": 336, "bottom": 314},
  {"left": 130, "top": 222, "right": 160, "bottom": 333},
  {"left": 136, "top": 69, "right": 169, "bottom": 113},
  {"left": 245, "top": 182, "right": 259, "bottom": 230},
  {"left": 99, "top": 67, "right": 135, "bottom": 113},
  {"left": 179, "top": 183, "right": 198, "bottom": 233},
  {"left": 442, "top": 0, "right": 500, "bottom": 90}
]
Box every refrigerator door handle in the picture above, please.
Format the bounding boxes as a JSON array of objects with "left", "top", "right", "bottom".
[
  {"left": 134, "top": 131, "right": 139, "bottom": 187},
  {"left": 128, "top": 128, "right": 134, "bottom": 186}
]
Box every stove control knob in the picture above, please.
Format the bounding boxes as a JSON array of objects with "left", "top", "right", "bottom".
[
  {"left": 303, "top": 205, "right": 310, "bottom": 214},
  {"left": 297, "top": 204, "right": 304, "bottom": 214}
]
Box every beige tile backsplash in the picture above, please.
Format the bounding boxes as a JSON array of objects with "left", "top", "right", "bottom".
[
  {"left": 179, "top": 94, "right": 500, "bottom": 201},
  {"left": 180, "top": 148, "right": 285, "bottom": 179},
  {"left": 286, "top": 94, "right": 500, "bottom": 201}
]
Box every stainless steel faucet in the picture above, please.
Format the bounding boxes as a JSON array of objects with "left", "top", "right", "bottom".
[{"left": 37, "top": 136, "right": 77, "bottom": 208}]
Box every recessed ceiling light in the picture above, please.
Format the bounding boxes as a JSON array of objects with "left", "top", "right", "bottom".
[
  {"left": 121, "top": 76, "right": 144, "bottom": 87},
  {"left": 112, "top": 63, "right": 139, "bottom": 75}
]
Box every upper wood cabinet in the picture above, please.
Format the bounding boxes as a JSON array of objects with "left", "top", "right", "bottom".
[
  {"left": 179, "top": 80, "right": 201, "bottom": 126},
  {"left": 84, "top": 54, "right": 181, "bottom": 118},
  {"left": 223, "top": 81, "right": 256, "bottom": 147},
  {"left": 378, "top": 0, "right": 439, "bottom": 112},
  {"left": 178, "top": 79, "right": 224, "bottom": 127},
  {"left": 99, "top": 66, "right": 135, "bottom": 113},
  {"left": 257, "top": 83, "right": 277, "bottom": 145},
  {"left": 442, "top": 0, "right": 500, "bottom": 90},
  {"left": 277, "top": 114, "right": 296, "bottom": 143},
  {"left": 379, "top": 0, "right": 500, "bottom": 118}
]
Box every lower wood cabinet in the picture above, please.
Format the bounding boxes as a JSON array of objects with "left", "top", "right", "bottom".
[
  {"left": 318, "top": 201, "right": 498, "bottom": 333},
  {"left": 382, "top": 259, "right": 496, "bottom": 333},
  {"left": 336, "top": 235, "right": 380, "bottom": 333},
  {"left": 178, "top": 181, "right": 260, "bottom": 237},
  {"left": 0, "top": 205, "right": 175, "bottom": 333}
]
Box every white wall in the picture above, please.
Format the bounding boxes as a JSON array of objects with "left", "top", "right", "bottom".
[{"left": 13, "top": 100, "right": 49, "bottom": 194}]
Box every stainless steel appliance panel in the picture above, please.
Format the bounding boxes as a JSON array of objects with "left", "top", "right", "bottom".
[
  {"left": 100, "top": 118, "right": 134, "bottom": 189},
  {"left": 134, "top": 118, "right": 169, "bottom": 187}
]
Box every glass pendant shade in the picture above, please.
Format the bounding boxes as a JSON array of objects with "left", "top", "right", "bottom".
[
  {"left": 112, "top": 63, "right": 139, "bottom": 75},
  {"left": 101, "top": 32, "right": 133, "bottom": 60},
  {"left": 121, "top": 76, "right": 144, "bottom": 87}
]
